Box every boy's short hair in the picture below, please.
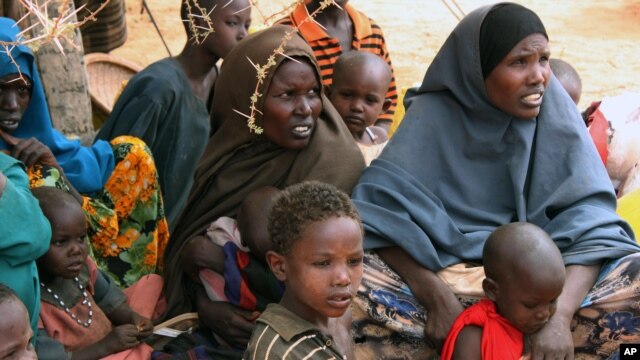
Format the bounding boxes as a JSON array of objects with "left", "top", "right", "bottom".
[
  {"left": 549, "top": 58, "right": 582, "bottom": 103},
  {"left": 0, "top": 283, "right": 19, "bottom": 305},
  {"left": 268, "top": 181, "right": 362, "bottom": 255},
  {"left": 333, "top": 51, "right": 392, "bottom": 88},
  {"left": 483, "top": 222, "right": 563, "bottom": 282},
  {"left": 549, "top": 58, "right": 581, "bottom": 84}
]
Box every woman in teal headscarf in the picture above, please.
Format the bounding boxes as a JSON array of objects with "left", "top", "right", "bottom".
[
  {"left": 350, "top": 3, "right": 640, "bottom": 359},
  {"left": 0, "top": 17, "right": 168, "bottom": 286}
]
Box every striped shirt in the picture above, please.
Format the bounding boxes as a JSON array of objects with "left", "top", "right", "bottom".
[
  {"left": 276, "top": 3, "right": 398, "bottom": 127},
  {"left": 243, "top": 304, "right": 347, "bottom": 360}
]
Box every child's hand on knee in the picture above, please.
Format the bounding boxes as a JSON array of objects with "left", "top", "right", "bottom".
[{"left": 103, "top": 324, "right": 141, "bottom": 353}]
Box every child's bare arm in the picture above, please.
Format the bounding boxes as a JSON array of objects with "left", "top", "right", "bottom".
[
  {"left": 453, "top": 326, "right": 482, "bottom": 360},
  {"left": 70, "top": 324, "right": 140, "bottom": 359},
  {"left": 181, "top": 235, "right": 226, "bottom": 283}
]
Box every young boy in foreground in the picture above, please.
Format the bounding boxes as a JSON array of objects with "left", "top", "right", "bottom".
[
  {"left": 441, "top": 222, "right": 566, "bottom": 360},
  {"left": 243, "top": 181, "right": 364, "bottom": 359}
]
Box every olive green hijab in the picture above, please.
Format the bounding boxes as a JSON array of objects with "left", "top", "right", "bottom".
[{"left": 163, "top": 25, "right": 365, "bottom": 318}]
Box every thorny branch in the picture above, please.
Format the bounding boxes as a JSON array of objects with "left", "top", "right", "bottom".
[
  {"left": 0, "top": 0, "right": 111, "bottom": 81},
  {"left": 183, "top": 0, "right": 215, "bottom": 44}
]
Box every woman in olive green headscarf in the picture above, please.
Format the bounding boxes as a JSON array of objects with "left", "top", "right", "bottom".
[{"left": 162, "top": 25, "right": 365, "bottom": 356}]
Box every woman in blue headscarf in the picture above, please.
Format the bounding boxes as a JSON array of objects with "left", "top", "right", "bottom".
[
  {"left": 349, "top": 3, "right": 640, "bottom": 359},
  {"left": 0, "top": 17, "right": 168, "bottom": 286}
]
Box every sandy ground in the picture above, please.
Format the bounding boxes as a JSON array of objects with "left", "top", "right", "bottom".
[{"left": 112, "top": 0, "right": 640, "bottom": 110}]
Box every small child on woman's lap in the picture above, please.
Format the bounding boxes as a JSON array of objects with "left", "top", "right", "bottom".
[
  {"left": 243, "top": 181, "right": 364, "bottom": 359},
  {"left": 328, "top": 51, "right": 392, "bottom": 166},
  {"left": 32, "top": 187, "right": 154, "bottom": 359},
  {"left": 236, "top": 186, "right": 281, "bottom": 263},
  {"left": 199, "top": 186, "right": 283, "bottom": 309},
  {"left": 0, "top": 283, "right": 37, "bottom": 359},
  {"left": 441, "top": 222, "right": 566, "bottom": 360}
]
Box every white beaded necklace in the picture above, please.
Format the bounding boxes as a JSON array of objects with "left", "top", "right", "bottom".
[{"left": 40, "top": 277, "right": 93, "bottom": 327}]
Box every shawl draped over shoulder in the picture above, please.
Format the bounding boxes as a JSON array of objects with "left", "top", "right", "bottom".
[
  {"left": 163, "top": 25, "right": 365, "bottom": 317},
  {"left": 351, "top": 3, "right": 639, "bottom": 272},
  {"left": 0, "top": 17, "right": 114, "bottom": 194}
]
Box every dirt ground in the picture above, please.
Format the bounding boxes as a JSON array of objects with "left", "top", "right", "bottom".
[{"left": 112, "top": 0, "right": 640, "bottom": 110}]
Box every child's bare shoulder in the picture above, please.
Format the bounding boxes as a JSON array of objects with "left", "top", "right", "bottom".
[
  {"left": 358, "top": 126, "right": 389, "bottom": 145},
  {"left": 369, "top": 126, "right": 388, "bottom": 144},
  {"left": 453, "top": 325, "right": 482, "bottom": 360}
]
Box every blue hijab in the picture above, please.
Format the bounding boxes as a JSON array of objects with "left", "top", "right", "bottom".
[
  {"left": 0, "top": 17, "right": 113, "bottom": 193},
  {"left": 351, "top": 3, "right": 639, "bottom": 271}
]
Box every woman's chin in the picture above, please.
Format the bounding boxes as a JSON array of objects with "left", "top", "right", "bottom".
[
  {"left": 282, "top": 134, "right": 313, "bottom": 150},
  {"left": 0, "top": 120, "right": 20, "bottom": 132},
  {"left": 289, "top": 138, "right": 311, "bottom": 150}
]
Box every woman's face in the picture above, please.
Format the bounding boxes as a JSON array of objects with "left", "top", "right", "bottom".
[
  {"left": 0, "top": 73, "right": 32, "bottom": 133},
  {"left": 485, "top": 33, "right": 551, "bottom": 119},
  {"left": 262, "top": 59, "right": 322, "bottom": 150}
]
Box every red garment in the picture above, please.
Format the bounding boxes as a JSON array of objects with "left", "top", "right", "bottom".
[
  {"left": 441, "top": 299, "right": 523, "bottom": 360},
  {"left": 585, "top": 101, "right": 609, "bottom": 164}
]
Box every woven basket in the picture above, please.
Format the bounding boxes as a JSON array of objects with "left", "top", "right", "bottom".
[
  {"left": 85, "top": 53, "right": 142, "bottom": 128},
  {"left": 74, "top": 0, "right": 127, "bottom": 54}
]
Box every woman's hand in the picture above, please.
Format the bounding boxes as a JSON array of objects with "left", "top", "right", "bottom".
[
  {"left": 419, "top": 286, "right": 464, "bottom": 351},
  {"left": 0, "top": 129, "right": 60, "bottom": 169},
  {"left": 377, "top": 247, "right": 462, "bottom": 352},
  {"left": 527, "top": 314, "right": 574, "bottom": 360},
  {"left": 196, "top": 289, "right": 259, "bottom": 348},
  {"left": 181, "top": 235, "right": 225, "bottom": 283},
  {"left": 0, "top": 129, "right": 85, "bottom": 204}
]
